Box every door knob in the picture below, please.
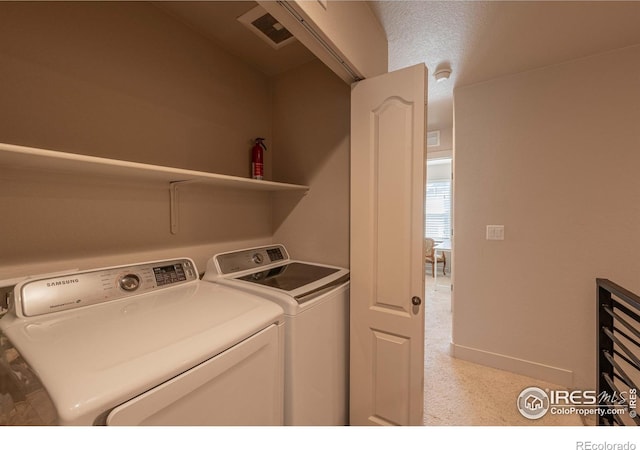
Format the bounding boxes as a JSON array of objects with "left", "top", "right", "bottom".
[{"left": 411, "top": 296, "right": 422, "bottom": 306}]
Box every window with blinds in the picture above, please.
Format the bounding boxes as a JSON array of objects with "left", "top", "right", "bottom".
[{"left": 425, "top": 179, "right": 452, "bottom": 240}]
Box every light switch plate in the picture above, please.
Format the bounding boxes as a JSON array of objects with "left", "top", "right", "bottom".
[{"left": 486, "top": 225, "right": 504, "bottom": 240}]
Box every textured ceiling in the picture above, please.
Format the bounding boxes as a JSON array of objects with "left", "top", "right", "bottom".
[{"left": 369, "top": 1, "right": 640, "bottom": 130}]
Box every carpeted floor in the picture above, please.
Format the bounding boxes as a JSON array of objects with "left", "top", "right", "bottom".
[{"left": 423, "top": 274, "right": 584, "bottom": 426}]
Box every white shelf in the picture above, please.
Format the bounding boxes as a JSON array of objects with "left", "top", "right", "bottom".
[{"left": 0, "top": 142, "right": 309, "bottom": 192}]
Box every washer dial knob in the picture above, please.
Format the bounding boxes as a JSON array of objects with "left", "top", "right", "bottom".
[{"left": 119, "top": 274, "right": 140, "bottom": 292}]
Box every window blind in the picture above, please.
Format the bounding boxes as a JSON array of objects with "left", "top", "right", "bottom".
[{"left": 425, "top": 180, "right": 452, "bottom": 240}]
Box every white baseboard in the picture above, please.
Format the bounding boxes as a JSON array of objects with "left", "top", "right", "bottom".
[{"left": 450, "top": 342, "right": 574, "bottom": 388}]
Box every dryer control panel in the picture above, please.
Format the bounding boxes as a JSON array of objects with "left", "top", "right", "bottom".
[{"left": 15, "top": 258, "right": 198, "bottom": 317}]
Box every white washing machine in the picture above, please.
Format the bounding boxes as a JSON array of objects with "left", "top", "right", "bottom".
[
  {"left": 203, "top": 244, "right": 349, "bottom": 426},
  {"left": 0, "top": 258, "right": 284, "bottom": 426}
]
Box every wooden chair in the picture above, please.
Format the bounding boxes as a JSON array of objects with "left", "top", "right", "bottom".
[{"left": 425, "top": 238, "right": 446, "bottom": 277}]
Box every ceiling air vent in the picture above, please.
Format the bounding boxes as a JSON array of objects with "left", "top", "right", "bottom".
[{"left": 237, "top": 5, "right": 296, "bottom": 50}]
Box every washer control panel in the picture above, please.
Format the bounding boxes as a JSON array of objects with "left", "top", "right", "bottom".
[
  {"left": 16, "top": 258, "right": 198, "bottom": 317},
  {"left": 216, "top": 245, "right": 289, "bottom": 275}
]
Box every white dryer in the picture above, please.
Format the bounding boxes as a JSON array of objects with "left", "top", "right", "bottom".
[
  {"left": 0, "top": 258, "right": 284, "bottom": 426},
  {"left": 203, "top": 244, "right": 349, "bottom": 426}
]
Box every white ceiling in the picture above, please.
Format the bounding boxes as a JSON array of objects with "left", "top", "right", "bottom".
[{"left": 368, "top": 1, "right": 640, "bottom": 130}]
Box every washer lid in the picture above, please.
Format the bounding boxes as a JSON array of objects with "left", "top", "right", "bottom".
[
  {"left": 0, "top": 281, "right": 283, "bottom": 425},
  {"left": 237, "top": 262, "right": 340, "bottom": 292}
]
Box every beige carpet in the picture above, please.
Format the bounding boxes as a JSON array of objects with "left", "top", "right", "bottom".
[{"left": 423, "top": 274, "right": 584, "bottom": 426}]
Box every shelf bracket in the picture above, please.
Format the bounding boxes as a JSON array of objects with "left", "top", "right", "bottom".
[{"left": 169, "top": 181, "right": 191, "bottom": 235}]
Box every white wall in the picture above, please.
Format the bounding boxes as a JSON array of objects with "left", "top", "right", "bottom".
[
  {"left": 271, "top": 60, "right": 351, "bottom": 268},
  {"left": 426, "top": 159, "right": 451, "bottom": 181},
  {"left": 0, "top": 2, "right": 274, "bottom": 276},
  {"left": 0, "top": 2, "right": 271, "bottom": 177},
  {"left": 0, "top": 2, "right": 352, "bottom": 280},
  {"left": 453, "top": 44, "right": 640, "bottom": 389}
]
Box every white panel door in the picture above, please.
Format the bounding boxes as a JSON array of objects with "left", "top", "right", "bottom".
[{"left": 350, "top": 64, "right": 426, "bottom": 426}]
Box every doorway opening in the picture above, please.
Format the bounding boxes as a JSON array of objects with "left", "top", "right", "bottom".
[
  {"left": 425, "top": 157, "right": 452, "bottom": 281},
  {"left": 424, "top": 156, "right": 453, "bottom": 424}
]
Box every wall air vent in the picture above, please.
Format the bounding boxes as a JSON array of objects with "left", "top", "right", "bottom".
[
  {"left": 237, "top": 5, "right": 296, "bottom": 50},
  {"left": 427, "top": 130, "right": 440, "bottom": 147}
]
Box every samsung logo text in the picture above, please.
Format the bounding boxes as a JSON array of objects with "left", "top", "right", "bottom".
[{"left": 46, "top": 279, "right": 80, "bottom": 287}]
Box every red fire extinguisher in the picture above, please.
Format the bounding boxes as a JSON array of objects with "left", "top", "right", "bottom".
[{"left": 251, "top": 138, "right": 267, "bottom": 180}]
